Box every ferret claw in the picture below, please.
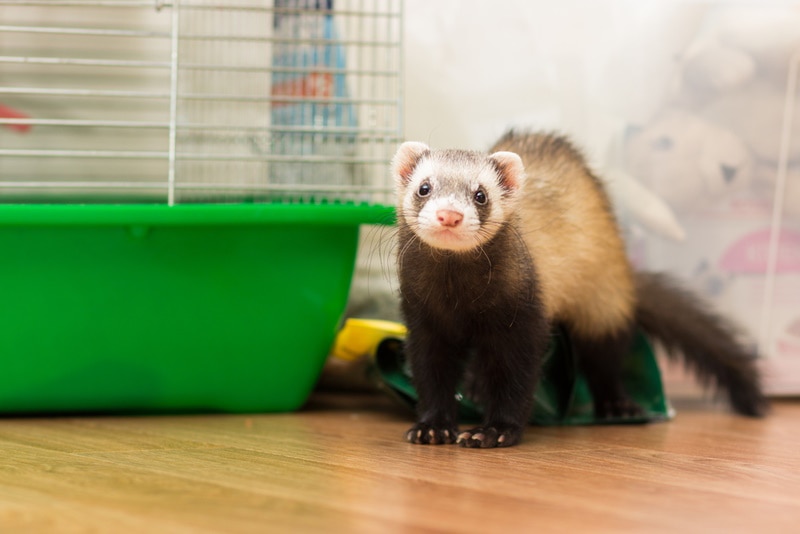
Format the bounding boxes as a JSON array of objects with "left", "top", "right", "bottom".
[
  {"left": 457, "top": 425, "right": 522, "bottom": 448},
  {"left": 405, "top": 422, "right": 456, "bottom": 445}
]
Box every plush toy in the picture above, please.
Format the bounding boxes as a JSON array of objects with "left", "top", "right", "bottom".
[
  {"left": 673, "top": 5, "right": 800, "bottom": 218},
  {"left": 621, "top": 4, "right": 800, "bottom": 219},
  {"left": 623, "top": 108, "right": 754, "bottom": 213},
  {"left": 680, "top": 6, "right": 800, "bottom": 98},
  {"left": 702, "top": 80, "right": 800, "bottom": 166}
]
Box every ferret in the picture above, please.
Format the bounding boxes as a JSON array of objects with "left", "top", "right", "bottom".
[{"left": 391, "top": 130, "right": 768, "bottom": 449}]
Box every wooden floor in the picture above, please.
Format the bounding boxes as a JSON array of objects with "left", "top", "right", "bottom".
[{"left": 1, "top": 392, "right": 798, "bottom": 533}]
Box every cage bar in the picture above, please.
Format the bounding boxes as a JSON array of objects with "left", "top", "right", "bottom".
[{"left": 0, "top": 0, "right": 403, "bottom": 204}]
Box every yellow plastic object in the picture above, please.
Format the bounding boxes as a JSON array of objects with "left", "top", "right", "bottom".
[{"left": 331, "top": 318, "right": 407, "bottom": 361}]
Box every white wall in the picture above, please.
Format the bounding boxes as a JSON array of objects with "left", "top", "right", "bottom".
[{"left": 401, "top": 0, "right": 707, "bottom": 162}]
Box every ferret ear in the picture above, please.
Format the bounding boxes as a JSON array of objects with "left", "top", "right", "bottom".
[
  {"left": 488, "top": 151, "right": 525, "bottom": 192},
  {"left": 392, "top": 142, "right": 430, "bottom": 185}
]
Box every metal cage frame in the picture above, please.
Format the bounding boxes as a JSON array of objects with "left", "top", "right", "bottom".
[{"left": 0, "top": 0, "right": 404, "bottom": 205}]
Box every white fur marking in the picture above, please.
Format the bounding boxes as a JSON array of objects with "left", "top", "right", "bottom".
[{"left": 398, "top": 150, "right": 516, "bottom": 252}]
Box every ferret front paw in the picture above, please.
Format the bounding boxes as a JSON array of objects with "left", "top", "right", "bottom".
[
  {"left": 456, "top": 425, "right": 523, "bottom": 448},
  {"left": 595, "top": 397, "right": 645, "bottom": 420},
  {"left": 405, "top": 422, "right": 457, "bottom": 445}
]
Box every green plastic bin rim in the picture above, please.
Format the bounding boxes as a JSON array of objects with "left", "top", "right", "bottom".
[{"left": 0, "top": 202, "right": 396, "bottom": 227}]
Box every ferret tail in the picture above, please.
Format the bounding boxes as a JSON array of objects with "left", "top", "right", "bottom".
[{"left": 634, "top": 271, "right": 769, "bottom": 417}]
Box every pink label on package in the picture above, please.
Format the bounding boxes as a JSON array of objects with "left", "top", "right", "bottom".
[{"left": 719, "top": 228, "right": 800, "bottom": 274}]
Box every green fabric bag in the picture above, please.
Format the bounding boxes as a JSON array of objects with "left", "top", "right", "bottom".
[{"left": 372, "top": 327, "right": 673, "bottom": 425}]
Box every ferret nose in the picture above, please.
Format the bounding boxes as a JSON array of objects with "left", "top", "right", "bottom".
[{"left": 436, "top": 209, "right": 463, "bottom": 228}]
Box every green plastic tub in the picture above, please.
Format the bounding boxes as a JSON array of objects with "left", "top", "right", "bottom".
[{"left": 0, "top": 202, "right": 393, "bottom": 414}]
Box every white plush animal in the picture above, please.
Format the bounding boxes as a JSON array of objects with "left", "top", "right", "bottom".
[
  {"left": 623, "top": 108, "right": 754, "bottom": 214},
  {"left": 674, "top": 5, "right": 800, "bottom": 219}
]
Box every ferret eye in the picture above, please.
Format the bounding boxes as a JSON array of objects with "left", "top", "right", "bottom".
[
  {"left": 417, "top": 182, "right": 432, "bottom": 197},
  {"left": 474, "top": 189, "right": 488, "bottom": 205}
]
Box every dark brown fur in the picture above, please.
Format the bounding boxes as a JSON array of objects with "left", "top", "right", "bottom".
[
  {"left": 398, "top": 220, "right": 550, "bottom": 447},
  {"left": 634, "top": 272, "right": 766, "bottom": 415}
]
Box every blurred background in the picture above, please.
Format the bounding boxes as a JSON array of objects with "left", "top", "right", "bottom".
[{"left": 1, "top": 0, "right": 798, "bottom": 396}]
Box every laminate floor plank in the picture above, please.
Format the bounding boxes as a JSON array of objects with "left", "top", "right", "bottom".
[{"left": 1, "top": 393, "right": 797, "bottom": 533}]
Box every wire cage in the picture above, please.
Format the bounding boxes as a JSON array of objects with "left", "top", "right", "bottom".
[
  {"left": 0, "top": 0, "right": 403, "bottom": 205},
  {"left": 0, "top": 0, "right": 403, "bottom": 415}
]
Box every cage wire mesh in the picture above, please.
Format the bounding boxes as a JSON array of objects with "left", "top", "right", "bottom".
[{"left": 0, "top": 0, "right": 403, "bottom": 205}]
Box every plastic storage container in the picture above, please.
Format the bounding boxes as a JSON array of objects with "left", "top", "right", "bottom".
[
  {"left": 0, "top": 1, "right": 403, "bottom": 412},
  {"left": 0, "top": 203, "right": 392, "bottom": 414}
]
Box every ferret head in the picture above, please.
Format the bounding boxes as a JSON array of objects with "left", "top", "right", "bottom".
[{"left": 391, "top": 141, "right": 526, "bottom": 252}]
